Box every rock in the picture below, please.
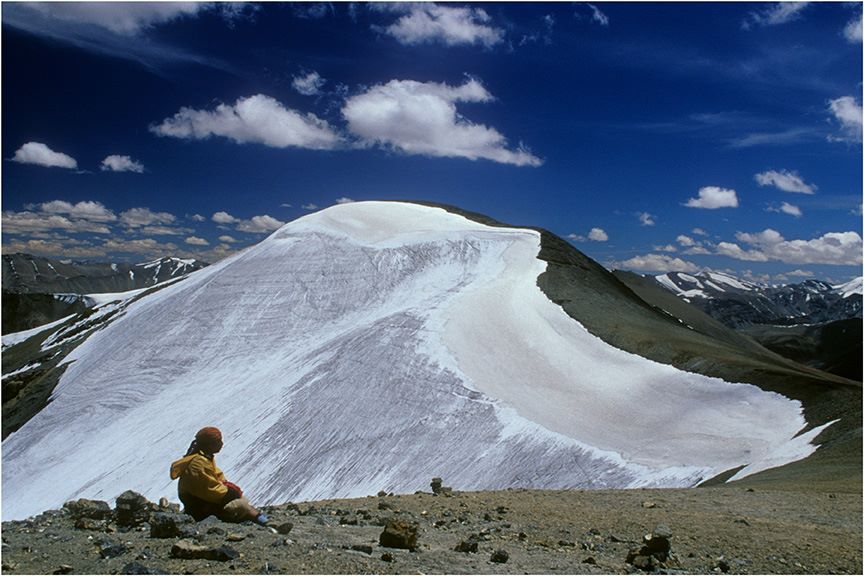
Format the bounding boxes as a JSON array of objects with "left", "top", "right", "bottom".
[
  {"left": 340, "top": 516, "right": 359, "bottom": 526},
  {"left": 626, "top": 524, "right": 674, "bottom": 569},
  {"left": 454, "top": 535, "right": 480, "bottom": 553},
  {"left": 74, "top": 518, "right": 107, "bottom": 531},
  {"left": 380, "top": 552, "right": 394, "bottom": 562},
  {"left": 149, "top": 512, "right": 195, "bottom": 539},
  {"left": 52, "top": 565, "right": 73, "bottom": 575},
  {"left": 377, "top": 491, "right": 388, "bottom": 497},
  {"left": 276, "top": 522, "right": 294, "bottom": 535},
  {"left": 351, "top": 544, "right": 374, "bottom": 554},
  {"left": 642, "top": 501, "right": 657, "bottom": 509},
  {"left": 95, "top": 537, "right": 128, "bottom": 559},
  {"left": 63, "top": 499, "right": 112, "bottom": 520},
  {"left": 430, "top": 477, "right": 452, "bottom": 495},
  {"left": 115, "top": 491, "right": 153, "bottom": 528},
  {"left": 582, "top": 556, "right": 597, "bottom": 565},
  {"left": 379, "top": 519, "right": 418, "bottom": 550},
  {"left": 490, "top": 549, "right": 509, "bottom": 563},
  {"left": 170, "top": 540, "right": 239, "bottom": 561},
  {"left": 714, "top": 556, "right": 731, "bottom": 573},
  {"left": 121, "top": 562, "right": 169, "bottom": 575}
]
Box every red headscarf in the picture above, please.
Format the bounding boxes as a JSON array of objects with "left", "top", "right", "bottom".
[{"left": 195, "top": 427, "right": 222, "bottom": 444}]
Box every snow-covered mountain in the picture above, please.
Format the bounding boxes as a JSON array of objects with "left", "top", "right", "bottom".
[
  {"left": 2, "top": 253, "right": 207, "bottom": 295},
  {"left": 655, "top": 271, "right": 863, "bottom": 328},
  {"left": 1, "top": 202, "right": 837, "bottom": 520}
]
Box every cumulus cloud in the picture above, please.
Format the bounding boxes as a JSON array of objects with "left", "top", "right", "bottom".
[
  {"left": 101, "top": 154, "right": 145, "bottom": 173},
  {"left": 151, "top": 94, "right": 342, "bottom": 150},
  {"left": 844, "top": 11, "right": 862, "bottom": 43},
  {"left": 612, "top": 254, "right": 701, "bottom": 274},
  {"left": 302, "top": 203, "right": 320, "bottom": 211},
  {"left": 719, "top": 229, "right": 862, "bottom": 265},
  {"left": 685, "top": 186, "right": 739, "bottom": 209},
  {"left": 120, "top": 207, "right": 176, "bottom": 228},
  {"left": 2, "top": 211, "right": 112, "bottom": 235},
  {"left": 11, "top": 142, "right": 78, "bottom": 169},
  {"left": 588, "top": 228, "right": 609, "bottom": 242},
  {"left": 754, "top": 169, "right": 816, "bottom": 194},
  {"left": 39, "top": 200, "right": 116, "bottom": 222},
  {"left": 742, "top": 2, "right": 809, "bottom": 29},
  {"left": 218, "top": 235, "right": 237, "bottom": 244},
  {"left": 676, "top": 234, "right": 696, "bottom": 247},
  {"left": 292, "top": 71, "right": 325, "bottom": 96},
  {"left": 236, "top": 215, "right": 285, "bottom": 233},
  {"left": 376, "top": 3, "right": 504, "bottom": 48},
  {"left": 190, "top": 214, "right": 206, "bottom": 222},
  {"left": 654, "top": 244, "right": 677, "bottom": 253},
  {"left": 335, "top": 197, "right": 355, "bottom": 204},
  {"left": 343, "top": 78, "right": 542, "bottom": 167},
  {"left": 767, "top": 202, "right": 802, "bottom": 218},
  {"left": 212, "top": 211, "right": 238, "bottom": 224},
  {"left": 185, "top": 236, "right": 209, "bottom": 246},
  {"left": 828, "top": 96, "right": 863, "bottom": 143},
  {"left": 638, "top": 212, "right": 655, "bottom": 226},
  {"left": 692, "top": 228, "right": 708, "bottom": 236}
]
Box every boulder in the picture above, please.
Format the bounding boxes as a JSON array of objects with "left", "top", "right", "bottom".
[
  {"left": 115, "top": 491, "right": 153, "bottom": 528},
  {"left": 63, "top": 499, "right": 112, "bottom": 520},
  {"left": 170, "top": 540, "right": 239, "bottom": 561},
  {"left": 490, "top": 549, "right": 509, "bottom": 563},
  {"left": 454, "top": 536, "right": 480, "bottom": 553},
  {"left": 149, "top": 512, "right": 196, "bottom": 539},
  {"left": 379, "top": 519, "right": 418, "bottom": 550}
]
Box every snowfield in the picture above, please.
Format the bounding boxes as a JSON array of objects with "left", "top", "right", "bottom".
[{"left": 1, "top": 202, "right": 831, "bottom": 520}]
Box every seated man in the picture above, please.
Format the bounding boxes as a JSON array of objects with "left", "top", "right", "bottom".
[{"left": 170, "top": 426, "right": 268, "bottom": 524}]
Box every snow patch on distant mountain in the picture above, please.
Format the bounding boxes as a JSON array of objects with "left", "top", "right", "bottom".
[
  {"left": 1, "top": 202, "right": 827, "bottom": 520},
  {"left": 834, "top": 277, "right": 863, "bottom": 299}
]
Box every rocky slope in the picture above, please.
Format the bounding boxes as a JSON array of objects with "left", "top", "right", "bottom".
[{"left": 1, "top": 482, "right": 860, "bottom": 575}]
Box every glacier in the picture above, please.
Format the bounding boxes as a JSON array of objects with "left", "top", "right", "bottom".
[{"left": 1, "top": 202, "right": 830, "bottom": 520}]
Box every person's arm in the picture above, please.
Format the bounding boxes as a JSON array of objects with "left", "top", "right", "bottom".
[{"left": 184, "top": 457, "right": 230, "bottom": 503}]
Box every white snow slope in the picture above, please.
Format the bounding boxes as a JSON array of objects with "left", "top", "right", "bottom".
[{"left": 1, "top": 202, "right": 831, "bottom": 520}]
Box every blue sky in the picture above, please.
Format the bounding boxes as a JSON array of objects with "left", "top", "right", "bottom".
[{"left": 2, "top": 2, "right": 862, "bottom": 283}]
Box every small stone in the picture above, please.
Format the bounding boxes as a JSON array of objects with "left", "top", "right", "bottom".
[
  {"left": 115, "top": 491, "right": 153, "bottom": 528},
  {"left": 454, "top": 536, "right": 480, "bottom": 553},
  {"left": 641, "top": 501, "right": 656, "bottom": 509},
  {"left": 340, "top": 516, "right": 359, "bottom": 526},
  {"left": 149, "top": 512, "right": 195, "bottom": 539},
  {"left": 558, "top": 540, "right": 576, "bottom": 547},
  {"left": 121, "top": 562, "right": 169, "bottom": 575},
  {"left": 582, "top": 557, "right": 597, "bottom": 565},
  {"left": 490, "top": 549, "right": 509, "bottom": 563},
  {"left": 52, "top": 565, "right": 73, "bottom": 575},
  {"left": 170, "top": 540, "right": 239, "bottom": 561},
  {"left": 379, "top": 519, "right": 418, "bottom": 550},
  {"left": 74, "top": 518, "right": 106, "bottom": 531},
  {"left": 377, "top": 491, "right": 388, "bottom": 497},
  {"left": 715, "top": 557, "right": 731, "bottom": 573},
  {"left": 276, "top": 522, "right": 294, "bottom": 535},
  {"left": 380, "top": 552, "right": 394, "bottom": 562},
  {"left": 226, "top": 533, "right": 246, "bottom": 542},
  {"left": 351, "top": 544, "right": 374, "bottom": 555},
  {"left": 96, "top": 538, "right": 128, "bottom": 559}
]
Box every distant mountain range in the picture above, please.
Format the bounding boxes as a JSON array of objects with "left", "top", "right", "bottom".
[
  {"left": 652, "top": 271, "right": 862, "bottom": 328},
  {"left": 1, "top": 253, "right": 208, "bottom": 333},
  {"left": 640, "top": 271, "right": 862, "bottom": 381}
]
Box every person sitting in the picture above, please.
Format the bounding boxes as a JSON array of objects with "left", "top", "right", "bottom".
[{"left": 170, "top": 426, "right": 268, "bottom": 524}]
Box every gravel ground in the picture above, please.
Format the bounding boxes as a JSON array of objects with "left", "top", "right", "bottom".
[{"left": 2, "top": 484, "right": 860, "bottom": 575}]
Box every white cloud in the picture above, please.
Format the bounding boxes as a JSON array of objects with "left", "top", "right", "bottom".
[
  {"left": 611, "top": 254, "right": 701, "bottom": 274},
  {"left": 692, "top": 227, "right": 708, "bottom": 236},
  {"left": 567, "top": 233, "right": 586, "bottom": 242},
  {"left": 20, "top": 2, "right": 202, "bottom": 35},
  {"left": 185, "top": 236, "right": 209, "bottom": 246},
  {"left": 587, "top": 4, "right": 610, "bottom": 26},
  {"left": 151, "top": 94, "right": 342, "bottom": 150},
  {"left": 844, "top": 11, "right": 862, "bottom": 43},
  {"left": 335, "top": 197, "right": 355, "bottom": 204},
  {"left": 676, "top": 234, "right": 696, "bottom": 247},
  {"left": 683, "top": 246, "right": 712, "bottom": 256},
  {"left": 39, "top": 200, "right": 116, "bottom": 222},
  {"left": 743, "top": 2, "right": 809, "bottom": 29},
  {"left": 101, "top": 154, "right": 145, "bottom": 173},
  {"left": 2, "top": 211, "right": 112, "bottom": 235},
  {"left": 828, "top": 96, "right": 863, "bottom": 143},
  {"left": 718, "top": 229, "right": 863, "bottom": 265},
  {"left": 755, "top": 169, "right": 816, "bottom": 194},
  {"left": 292, "top": 71, "right": 325, "bottom": 96},
  {"left": 11, "top": 142, "right": 78, "bottom": 169},
  {"left": 236, "top": 215, "right": 285, "bottom": 233},
  {"left": 142, "top": 226, "right": 187, "bottom": 236},
  {"left": 120, "top": 207, "right": 176, "bottom": 228},
  {"left": 767, "top": 202, "right": 802, "bottom": 218},
  {"left": 342, "top": 78, "right": 542, "bottom": 167},
  {"left": 302, "top": 203, "right": 320, "bottom": 211},
  {"left": 785, "top": 269, "right": 814, "bottom": 278},
  {"left": 212, "top": 211, "right": 238, "bottom": 224},
  {"left": 377, "top": 3, "right": 504, "bottom": 48},
  {"left": 280, "top": 203, "right": 293, "bottom": 208},
  {"left": 588, "top": 228, "right": 608, "bottom": 242},
  {"left": 190, "top": 214, "right": 206, "bottom": 222},
  {"left": 685, "top": 186, "right": 739, "bottom": 209},
  {"left": 638, "top": 212, "right": 655, "bottom": 226},
  {"left": 218, "top": 235, "right": 238, "bottom": 244},
  {"left": 654, "top": 244, "right": 677, "bottom": 253}
]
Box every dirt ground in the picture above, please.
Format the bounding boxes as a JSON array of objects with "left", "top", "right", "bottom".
[{"left": 2, "top": 482, "right": 860, "bottom": 575}]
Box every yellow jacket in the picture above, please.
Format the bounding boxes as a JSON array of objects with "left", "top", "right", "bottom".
[{"left": 170, "top": 452, "right": 228, "bottom": 503}]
